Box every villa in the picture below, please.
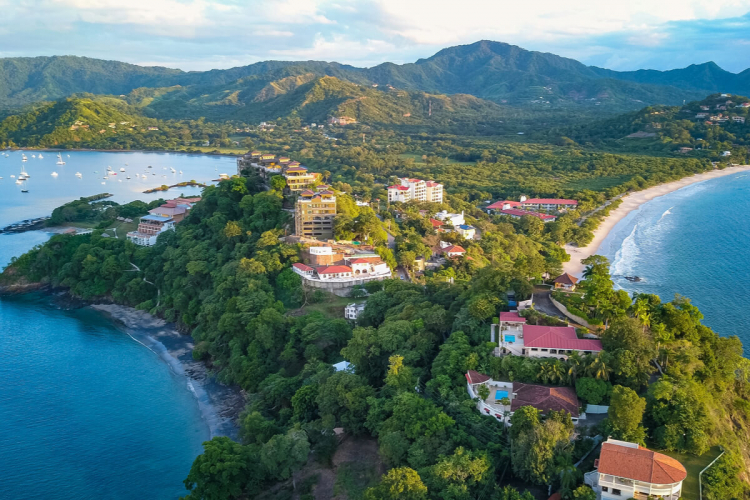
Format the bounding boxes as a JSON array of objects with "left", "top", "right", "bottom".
[
  {"left": 344, "top": 303, "right": 366, "bottom": 321},
  {"left": 456, "top": 224, "right": 476, "bottom": 239},
  {"left": 387, "top": 178, "right": 444, "bottom": 203},
  {"left": 434, "top": 210, "right": 465, "bottom": 226},
  {"left": 126, "top": 214, "right": 175, "bottom": 246},
  {"left": 465, "top": 370, "right": 582, "bottom": 425},
  {"left": 584, "top": 439, "right": 687, "bottom": 500},
  {"left": 491, "top": 320, "right": 602, "bottom": 359},
  {"left": 443, "top": 244, "right": 466, "bottom": 258},
  {"left": 553, "top": 273, "right": 579, "bottom": 291}
]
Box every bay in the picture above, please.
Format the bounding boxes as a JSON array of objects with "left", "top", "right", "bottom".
[
  {"left": 0, "top": 151, "right": 238, "bottom": 499},
  {"left": 598, "top": 171, "right": 750, "bottom": 352}
]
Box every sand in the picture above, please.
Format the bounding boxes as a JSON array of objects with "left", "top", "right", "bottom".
[{"left": 563, "top": 165, "right": 750, "bottom": 277}]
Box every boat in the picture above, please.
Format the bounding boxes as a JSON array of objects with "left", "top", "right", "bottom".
[
  {"left": 38, "top": 154, "right": 43, "bottom": 159},
  {"left": 170, "top": 167, "right": 176, "bottom": 172},
  {"left": 15, "top": 180, "right": 22, "bottom": 184},
  {"left": 51, "top": 172, "right": 58, "bottom": 177},
  {"left": 179, "top": 170, "right": 183, "bottom": 174},
  {"left": 22, "top": 155, "right": 27, "bottom": 162},
  {"left": 126, "top": 176, "right": 131, "bottom": 179},
  {"left": 120, "top": 168, "right": 125, "bottom": 172},
  {"left": 147, "top": 165, "right": 152, "bottom": 168},
  {"left": 21, "top": 189, "right": 28, "bottom": 193},
  {"left": 56, "top": 153, "right": 65, "bottom": 165},
  {"left": 107, "top": 166, "right": 112, "bottom": 171},
  {"left": 10, "top": 175, "right": 15, "bottom": 178},
  {"left": 75, "top": 172, "right": 82, "bottom": 178},
  {"left": 101, "top": 182, "right": 106, "bottom": 185},
  {"left": 32, "top": 154, "right": 36, "bottom": 158},
  {"left": 67, "top": 154, "right": 70, "bottom": 158}
]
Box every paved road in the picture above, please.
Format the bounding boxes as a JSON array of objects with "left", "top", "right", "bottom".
[{"left": 532, "top": 287, "right": 566, "bottom": 320}]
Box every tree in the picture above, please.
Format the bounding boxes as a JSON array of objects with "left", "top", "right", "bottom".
[
  {"left": 602, "top": 317, "right": 656, "bottom": 388},
  {"left": 260, "top": 428, "right": 310, "bottom": 486},
  {"left": 511, "top": 417, "right": 574, "bottom": 485},
  {"left": 386, "top": 355, "right": 415, "bottom": 392},
  {"left": 575, "top": 377, "right": 610, "bottom": 405},
  {"left": 269, "top": 175, "right": 286, "bottom": 191},
  {"left": 606, "top": 385, "right": 646, "bottom": 444},
  {"left": 425, "top": 447, "right": 491, "bottom": 500},
  {"left": 364, "top": 467, "right": 428, "bottom": 500},
  {"left": 571, "top": 485, "right": 597, "bottom": 500},
  {"left": 476, "top": 384, "right": 490, "bottom": 401},
  {"left": 702, "top": 452, "right": 746, "bottom": 500},
  {"left": 182, "top": 437, "right": 254, "bottom": 500}
]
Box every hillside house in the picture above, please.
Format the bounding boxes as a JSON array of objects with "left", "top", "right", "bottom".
[
  {"left": 498, "top": 208, "right": 557, "bottom": 222},
  {"left": 584, "top": 439, "right": 687, "bottom": 500},
  {"left": 456, "top": 224, "right": 476, "bottom": 239},
  {"left": 733, "top": 116, "right": 746, "bottom": 124},
  {"left": 490, "top": 322, "right": 602, "bottom": 359},
  {"left": 553, "top": 273, "right": 579, "bottom": 291},
  {"left": 344, "top": 303, "right": 366, "bottom": 321},
  {"left": 443, "top": 245, "right": 466, "bottom": 258},
  {"left": 126, "top": 215, "right": 175, "bottom": 246},
  {"left": 434, "top": 210, "right": 465, "bottom": 226}
]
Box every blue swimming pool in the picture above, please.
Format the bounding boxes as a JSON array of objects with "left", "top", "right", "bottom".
[
  {"left": 495, "top": 390, "right": 509, "bottom": 399},
  {"left": 505, "top": 335, "right": 516, "bottom": 342}
]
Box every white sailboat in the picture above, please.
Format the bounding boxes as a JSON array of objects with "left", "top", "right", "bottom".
[
  {"left": 38, "top": 153, "right": 43, "bottom": 159},
  {"left": 51, "top": 172, "right": 58, "bottom": 177},
  {"left": 75, "top": 172, "right": 82, "bottom": 178},
  {"left": 56, "top": 153, "right": 65, "bottom": 165},
  {"left": 22, "top": 154, "right": 27, "bottom": 162},
  {"left": 120, "top": 167, "right": 126, "bottom": 172}
]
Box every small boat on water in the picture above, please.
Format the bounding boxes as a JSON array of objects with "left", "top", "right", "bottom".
[
  {"left": 22, "top": 154, "right": 27, "bottom": 162},
  {"left": 126, "top": 176, "right": 131, "bottom": 179},
  {"left": 120, "top": 168, "right": 125, "bottom": 172},
  {"left": 75, "top": 172, "right": 82, "bottom": 178},
  {"left": 56, "top": 153, "right": 65, "bottom": 165},
  {"left": 32, "top": 154, "right": 36, "bottom": 158},
  {"left": 21, "top": 189, "right": 28, "bottom": 193},
  {"left": 147, "top": 165, "right": 152, "bottom": 168},
  {"left": 10, "top": 175, "right": 15, "bottom": 178},
  {"left": 15, "top": 180, "right": 22, "bottom": 185},
  {"left": 38, "top": 154, "right": 43, "bottom": 159},
  {"left": 179, "top": 170, "right": 183, "bottom": 174},
  {"left": 101, "top": 182, "right": 106, "bottom": 185},
  {"left": 51, "top": 172, "right": 58, "bottom": 177},
  {"left": 107, "top": 166, "right": 112, "bottom": 171}
]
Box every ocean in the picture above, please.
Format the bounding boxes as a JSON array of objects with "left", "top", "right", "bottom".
[
  {"left": 0, "top": 151, "right": 238, "bottom": 499},
  {"left": 598, "top": 171, "right": 750, "bottom": 351}
]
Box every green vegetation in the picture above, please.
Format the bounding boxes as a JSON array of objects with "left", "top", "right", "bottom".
[{"left": 46, "top": 194, "right": 164, "bottom": 228}]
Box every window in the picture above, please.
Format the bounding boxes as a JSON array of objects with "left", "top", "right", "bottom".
[
  {"left": 611, "top": 489, "right": 621, "bottom": 496},
  {"left": 550, "top": 349, "right": 557, "bottom": 354},
  {"left": 541, "top": 348, "right": 548, "bottom": 352},
  {"left": 601, "top": 487, "right": 608, "bottom": 492}
]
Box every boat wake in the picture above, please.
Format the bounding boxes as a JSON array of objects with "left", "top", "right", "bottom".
[{"left": 657, "top": 206, "right": 674, "bottom": 223}]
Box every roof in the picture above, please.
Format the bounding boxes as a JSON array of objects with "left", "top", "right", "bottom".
[
  {"left": 487, "top": 200, "right": 521, "bottom": 210},
  {"left": 349, "top": 257, "right": 383, "bottom": 264},
  {"left": 465, "top": 370, "right": 491, "bottom": 384},
  {"left": 292, "top": 263, "right": 314, "bottom": 272},
  {"left": 499, "top": 209, "right": 556, "bottom": 221},
  {"left": 524, "top": 198, "right": 578, "bottom": 205},
  {"left": 554, "top": 273, "right": 579, "bottom": 286},
  {"left": 458, "top": 225, "right": 474, "bottom": 230},
  {"left": 499, "top": 311, "right": 526, "bottom": 323},
  {"left": 443, "top": 245, "right": 466, "bottom": 254},
  {"left": 523, "top": 325, "right": 602, "bottom": 351},
  {"left": 511, "top": 382, "right": 580, "bottom": 417},
  {"left": 425, "top": 181, "right": 441, "bottom": 187},
  {"left": 285, "top": 166, "right": 308, "bottom": 172},
  {"left": 140, "top": 214, "right": 173, "bottom": 222},
  {"left": 597, "top": 442, "right": 687, "bottom": 484},
  {"left": 388, "top": 185, "right": 410, "bottom": 191},
  {"left": 150, "top": 206, "right": 186, "bottom": 217},
  {"left": 430, "top": 218, "right": 444, "bottom": 227},
  {"left": 317, "top": 265, "right": 352, "bottom": 274}
]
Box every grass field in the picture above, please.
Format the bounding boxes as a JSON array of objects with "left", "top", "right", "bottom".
[{"left": 657, "top": 446, "right": 723, "bottom": 500}]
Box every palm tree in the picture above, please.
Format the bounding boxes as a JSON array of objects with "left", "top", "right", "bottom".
[
  {"left": 587, "top": 352, "right": 611, "bottom": 381},
  {"left": 567, "top": 351, "right": 584, "bottom": 384}
]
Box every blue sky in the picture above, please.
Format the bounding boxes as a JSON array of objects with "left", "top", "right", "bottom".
[{"left": 2, "top": 0, "right": 750, "bottom": 72}]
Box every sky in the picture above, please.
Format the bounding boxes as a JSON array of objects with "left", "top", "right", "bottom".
[{"left": 2, "top": 0, "right": 750, "bottom": 73}]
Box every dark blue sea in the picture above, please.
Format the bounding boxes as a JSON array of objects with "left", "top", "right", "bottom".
[
  {"left": 598, "top": 170, "right": 750, "bottom": 352},
  {"left": 0, "top": 151, "right": 238, "bottom": 499}
]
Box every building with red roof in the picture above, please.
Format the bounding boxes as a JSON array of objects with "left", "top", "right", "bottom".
[
  {"left": 521, "top": 198, "right": 578, "bottom": 211},
  {"left": 486, "top": 200, "right": 521, "bottom": 211},
  {"left": 553, "top": 273, "right": 579, "bottom": 291},
  {"left": 497, "top": 208, "right": 557, "bottom": 222},
  {"left": 523, "top": 325, "right": 602, "bottom": 357},
  {"left": 584, "top": 439, "right": 687, "bottom": 500},
  {"left": 292, "top": 262, "right": 315, "bottom": 277},
  {"left": 317, "top": 265, "right": 353, "bottom": 279},
  {"left": 387, "top": 177, "right": 443, "bottom": 203},
  {"left": 443, "top": 245, "right": 466, "bottom": 258}
]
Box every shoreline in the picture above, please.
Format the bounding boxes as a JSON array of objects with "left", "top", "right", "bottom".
[
  {"left": 563, "top": 165, "right": 750, "bottom": 277},
  {"left": 8, "top": 147, "right": 242, "bottom": 158},
  {"left": 90, "top": 303, "right": 245, "bottom": 440}
]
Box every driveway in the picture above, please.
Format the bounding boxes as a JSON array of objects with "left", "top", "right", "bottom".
[{"left": 532, "top": 286, "right": 566, "bottom": 320}]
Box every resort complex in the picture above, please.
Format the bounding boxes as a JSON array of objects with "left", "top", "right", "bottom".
[
  {"left": 387, "top": 177, "right": 444, "bottom": 203},
  {"left": 237, "top": 151, "right": 322, "bottom": 192},
  {"left": 486, "top": 196, "right": 578, "bottom": 222},
  {"left": 127, "top": 197, "right": 200, "bottom": 246}
]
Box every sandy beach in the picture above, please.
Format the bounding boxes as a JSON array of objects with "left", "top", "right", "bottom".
[{"left": 563, "top": 165, "right": 750, "bottom": 277}]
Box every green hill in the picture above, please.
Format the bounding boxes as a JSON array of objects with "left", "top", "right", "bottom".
[
  {"left": 560, "top": 93, "right": 750, "bottom": 159},
  {"left": 2, "top": 43, "right": 750, "bottom": 113}
]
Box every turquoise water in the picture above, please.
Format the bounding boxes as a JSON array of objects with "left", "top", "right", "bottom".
[
  {"left": 0, "top": 151, "right": 238, "bottom": 499},
  {"left": 598, "top": 171, "right": 750, "bottom": 351}
]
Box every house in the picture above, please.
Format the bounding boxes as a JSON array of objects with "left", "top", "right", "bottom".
[
  {"left": 465, "top": 371, "right": 582, "bottom": 424},
  {"left": 498, "top": 208, "right": 556, "bottom": 222},
  {"left": 553, "top": 273, "right": 579, "bottom": 291},
  {"left": 387, "top": 178, "right": 443, "bottom": 203},
  {"left": 733, "top": 116, "right": 746, "bottom": 124},
  {"left": 584, "top": 439, "right": 687, "bottom": 500},
  {"left": 434, "top": 210, "right": 465, "bottom": 226},
  {"left": 429, "top": 218, "right": 445, "bottom": 231},
  {"left": 126, "top": 215, "right": 175, "bottom": 246},
  {"left": 456, "top": 224, "right": 476, "bottom": 239},
  {"left": 741, "top": 103, "right": 750, "bottom": 108},
  {"left": 520, "top": 197, "right": 578, "bottom": 212},
  {"left": 722, "top": 151, "right": 732, "bottom": 156},
  {"left": 317, "top": 265, "right": 353, "bottom": 279},
  {"left": 344, "top": 303, "right": 366, "bottom": 321},
  {"left": 332, "top": 360, "right": 353, "bottom": 372},
  {"left": 678, "top": 147, "right": 694, "bottom": 153},
  {"left": 148, "top": 198, "right": 199, "bottom": 223},
  {"left": 147, "top": 126, "right": 159, "bottom": 131},
  {"left": 329, "top": 116, "right": 357, "bottom": 126},
  {"left": 700, "top": 106, "right": 710, "bottom": 111},
  {"left": 443, "top": 245, "right": 466, "bottom": 258},
  {"left": 491, "top": 322, "right": 602, "bottom": 359},
  {"left": 284, "top": 165, "right": 320, "bottom": 192},
  {"left": 695, "top": 113, "right": 707, "bottom": 119},
  {"left": 292, "top": 262, "right": 315, "bottom": 277},
  {"left": 486, "top": 200, "right": 522, "bottom": 213}
]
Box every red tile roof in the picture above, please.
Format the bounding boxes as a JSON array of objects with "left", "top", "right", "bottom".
[
  {"left": 465, "top": 370, "right": 491, "bottom": 384},
  {"left": 498, "top": 208, "right": 556, "bottom": 220},
  {"left": 499, "top": 311, "right": 526, "bottom": 323},
  {"left": 554, "top": 273, "right": 579, "bottom": 285},
  {"left": 597, "top": 442, "right": 687, "bottom": 484},
  {"left": 285, "top": 166, "right": 308, "bottom": 172},
  {"left": 443, "top": 245, "right": 466, "bottom": 254},
  {"left": 317, "top": 265, "right": 352, "bottom": 275},
  {"left": 430, "top": 218, "right": 444, "bottom": 227},
  {"left": 388, "top": 185, "right": 410, "bottom": 191},
  {"left": 349, "top": 257, "right": 383, "bottom": 264},
  {"left": 511, "top": 382, "right": 580, "bottom": 417},
  {"left": 524, "top": 198, "right": 578, "bottom": 205},
  {"left": 487, "top": 200, "right": 521, "bottom": 210},
  {"left": 425, "top": 181, "right": 440, "bottom": 186},
  {"left": 292, "top": 263, "right": 314, "bottom": 272},
  {"left": 523, "top": 325, "right": 602, "bottom": 351}
]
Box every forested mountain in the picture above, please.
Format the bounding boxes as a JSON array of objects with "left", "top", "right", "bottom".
[{"left": 2, "top": 41, "right": 749, "bottom": 113}]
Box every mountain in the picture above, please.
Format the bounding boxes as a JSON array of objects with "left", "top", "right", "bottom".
[{"left": 2, "top": 42, "right": 750, "bottom": 115}]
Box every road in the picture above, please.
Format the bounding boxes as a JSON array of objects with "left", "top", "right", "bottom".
[{"left": 532, "top": 287, "right": 566, "bottom": 320}]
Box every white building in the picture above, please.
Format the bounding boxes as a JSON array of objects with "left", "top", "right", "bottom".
[
  {"left": 344, "top": 303, "right": 366, "bottom": 321},
  {"left": 126, "top": 215, "right": 175, "bottom": 246},
  {"left": 584, "top": 439, "right": 687, "bottom": 500},
  {"left": 722, "top": 151, "right": 732, "bottom": 156},
  {"left": 387, "top": 178, "right": 443, "bottom": 203},
  {"left": 456, "top": 224, "right": 476, "bottom": 239},
  {"left": 434, "top": 210, "right": 465, "bottom": 226},
  {"left": 490, "top": 320, "right": 602, "bottom": 359}
]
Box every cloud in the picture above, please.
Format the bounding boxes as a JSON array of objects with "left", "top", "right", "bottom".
[{"left": 0, "top": 0, "right": 749, "bottom": 72}]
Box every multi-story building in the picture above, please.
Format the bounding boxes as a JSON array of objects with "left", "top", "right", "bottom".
[
  {"left": 295, "top": 190, "right": 337, "bottom": 240},
  {"left": 434, "top": 210, "right": 465, "bottom": 226},
  {"left": 584, "top": 439, "right": 687, "bottom": 500},
  {"left": 387, "top": 178, "right": 443, "bottom": 203},
  {"left": 148, "top": 197, "right": 200, "bottom": 223},
  {"left": 345, "top": 303, "right": 366, "bottom": 321},
  {"left": 127, "top": 214, "right": 175, "bottom": 246},
  {"left": 519, "top": 197, "right": 578, "bottom": 212},
  {"left": 284, "top": 165, "right": 320, "bottom": 192},
  {"left": 490, "top": 321, "right": 602, "bottom": 359}
]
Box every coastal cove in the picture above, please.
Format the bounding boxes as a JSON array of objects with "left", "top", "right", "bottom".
[
  {"left": 0, "top": 151, "right": 240, "bottom": 500},
  {"left": 570, "top": 168, "right": 750, "bottom": 352}
]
